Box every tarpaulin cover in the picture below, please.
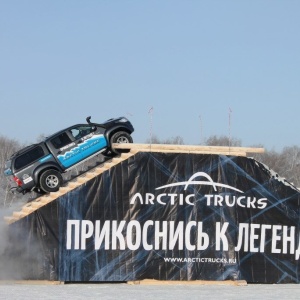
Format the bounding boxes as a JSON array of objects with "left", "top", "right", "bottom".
[{"left": 8, "top": 153, "right": 300, "bottom": 283}]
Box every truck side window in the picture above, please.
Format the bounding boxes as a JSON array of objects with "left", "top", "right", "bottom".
[
  {"left": 51, "top": 132, "right": 72, "bottom": 149},
  {"left": 70, "top": 126, "right": 93, "bottom": 139},
  {"left": 15, "top": 146, "right": 45, "bottom": 170},
  {"left": 70, "top": 128, "right": 81, "bottom": 139}
]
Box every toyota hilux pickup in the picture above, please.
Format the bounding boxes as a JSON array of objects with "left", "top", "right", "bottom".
[{"left": 4, "top": 116, "right": 134, "bottom": 194}]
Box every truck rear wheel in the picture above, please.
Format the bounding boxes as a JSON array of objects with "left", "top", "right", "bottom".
[{"left": 39, "top": 170, "right": 63, "bottom": 193}]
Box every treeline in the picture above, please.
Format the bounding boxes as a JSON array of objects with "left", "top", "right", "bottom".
[
  {"left": 0, "top": 136, "right": 24, "bottom": 207},
  {"left": 1, "top": 134, "right": 300, "bottom": 208},
  {"left": 148, "top": 134, "right": 300, "bottom": 188}
]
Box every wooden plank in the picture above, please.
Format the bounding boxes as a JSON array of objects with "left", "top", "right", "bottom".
[
  {"left": 29, "top": 202, "right": 45, "bottom": 209},
  {"left": 12, "top": 211, "right": 27, "bottom": 218},
  {"left": 76, "top": 176, "right": 89, "bottom": 184},
  {"left": 56, "top": 186, "right": 71, "bottom": 194},
  {"left": 101, "top": 162, "right": 117, "bottom": 170},
  {"left": 41, "top": 193, "right": 59, "bottom": 201},
  {"left": 93, "top": 166, "right": 105, "bottom": 173},
  {"left": 113, "top": 143, "right": 264, "bottom": 154},
  {"left": 67, "top": 181, "right": 81, "bottom": 188},
  {"left": 127, "top": 279, "right": 247, "bottom": 286},
  {"left": 135, "top": 149, "right": 247, "bottom": 156},
  {"left": 21, "top": 206, "right": 35, "bottom": 214}
]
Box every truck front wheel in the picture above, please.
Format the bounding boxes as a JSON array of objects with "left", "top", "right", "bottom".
[
  {"left": 39, "top": 170, "right": 63, "bottom": 193},
  {"left": 110, "top": 131, "right": 133, "bottom": 154}
]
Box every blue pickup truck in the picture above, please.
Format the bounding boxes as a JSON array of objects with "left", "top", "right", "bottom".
[{"left": 4, "top": 116, "right": 134, "bottom": 194}]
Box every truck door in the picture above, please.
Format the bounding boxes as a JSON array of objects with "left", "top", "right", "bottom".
[
  {"left": 50, "top": 131, "right": 84, "bottom": 169},
  {"left": 68, "top": 125, "right": 107, "bottom": 161}
]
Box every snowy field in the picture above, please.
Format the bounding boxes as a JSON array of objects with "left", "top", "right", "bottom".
[{"left": 0, "top": 282, "right": 300, "bottom": 300}]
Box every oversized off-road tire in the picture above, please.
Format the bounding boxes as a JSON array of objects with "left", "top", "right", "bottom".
[
  {"left": 109, "top": 131, "right": 133, "bottom": 154},
  {"left": 39, "top": 169, "right": 63, "bottom": 193}
]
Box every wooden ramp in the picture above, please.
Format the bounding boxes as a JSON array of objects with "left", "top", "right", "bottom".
[
  {"left": 113, "top": 143, "right": 264, "bottom": 156},
  {"left": 4, "top": 152, "right": 136, "bottom": 225},
  {"left": 4, "top": 144, "right": 264, "bottom": 225}
]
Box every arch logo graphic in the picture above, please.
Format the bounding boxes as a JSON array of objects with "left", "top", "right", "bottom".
[{"left": 130, "top": 171, "right": 268, "bottom": 209}]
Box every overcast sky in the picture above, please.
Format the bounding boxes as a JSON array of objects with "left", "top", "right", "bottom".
[{"left": 1, "top": 1, "right": 299, "bottom": 150}]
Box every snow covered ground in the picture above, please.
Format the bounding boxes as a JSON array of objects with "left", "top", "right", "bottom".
[{"left": 0, "top": 282, "right": 299, "bottom": 300}]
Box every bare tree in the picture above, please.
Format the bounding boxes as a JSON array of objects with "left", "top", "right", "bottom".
[
  {"left": 205, "top": 135, "right": 242, "bottom": 147},
  {"left": 278, "top": 146, "right": 300, "bottom": 186},
  {"left": 149, "top": 133, "right": 300, "bottom": 188},
  {"left": 253, "top": 148, "right": 279, "bottom": 168},
  {"left": 145, "top": 134, "right": 184, "bottom": 145},
  {"left": 0, "top": 136, "right": 23, "bottom": 207}
]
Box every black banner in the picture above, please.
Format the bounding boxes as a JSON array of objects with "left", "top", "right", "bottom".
[{"left": 8, "top": 153, "right": 300, "bottom": 283}]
